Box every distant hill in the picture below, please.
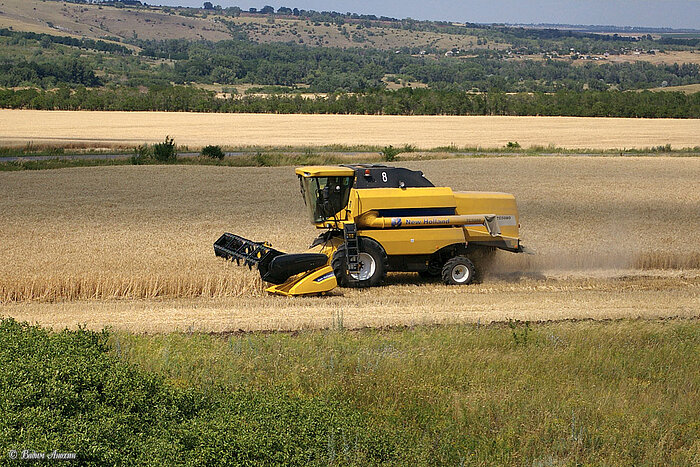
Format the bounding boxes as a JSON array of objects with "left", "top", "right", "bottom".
[
  {"left": 0, "top": 0, "right": 233, "bottom": 41},
  {"left": 3, "top": 0, "right": 699, "bottom": 56},
  {"left": 505, "top": 23, "right": 700, "bottom": 35},
  {"left": 0, "top": 0, "right": 503, "bottom": 51}
]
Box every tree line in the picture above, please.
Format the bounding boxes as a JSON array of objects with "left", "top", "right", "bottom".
[
  {"left": 134, "top": 38, "right": 700, "bottom": 92},
  {"left": 1, "top": 86, "right": 697, "bottom": 118},
  {"left": 2, "top": 27, "right": 698, "bottom": 93},
  {"left": 0, "top": 28, "right": 131, "bottom": 55},
  {"left": 0, "top": 58, "right": 101, "bottom": 88}
]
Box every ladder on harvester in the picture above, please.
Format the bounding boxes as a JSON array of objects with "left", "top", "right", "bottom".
[{"left": 344, "top": 224, "right": 360, "bottom": 275}]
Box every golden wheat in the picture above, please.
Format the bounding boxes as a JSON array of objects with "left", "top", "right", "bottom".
[
  {"left": 1, "top": 110, "right": 699, "bottom": 149},
  {"left": 0, "top": 271, "right": 265, "bottom": 302}
]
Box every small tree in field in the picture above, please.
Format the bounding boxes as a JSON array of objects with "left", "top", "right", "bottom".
[
  {"left": 381, "top": 145, "right": 400, "bottom": 162},
  {"left": 152, "top": 136, "right": 177, "bottom": 162},
  {"left": 201, "top": 145, "right": 225, "bottom": 160}
]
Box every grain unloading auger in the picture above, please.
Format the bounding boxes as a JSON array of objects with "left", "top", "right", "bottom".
[{"left": 214, "top": 165, "right": 530, "bottom": 296}]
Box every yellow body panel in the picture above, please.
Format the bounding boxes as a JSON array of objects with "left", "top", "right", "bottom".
[
  {"left": 362, "top": 228, "right": 466, "bottom": 256},
  {"left": 266, "top": 265, "right": 337, "bottom": 296},
  {"left": 324, "top": 186, "right": 521, "bottom": 254},
  {"left": 265, "top": 237, "right": 343, "bottom": 296},
  {"left": 354, "top": 187, "right": 455, "bottom": 212}
]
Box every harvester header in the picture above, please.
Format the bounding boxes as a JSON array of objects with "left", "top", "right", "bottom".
[{"left": 215, "top": 164, "right": 528, "bottom": 296}]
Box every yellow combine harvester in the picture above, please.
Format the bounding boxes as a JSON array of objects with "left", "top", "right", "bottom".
[{"left": 215, "top": 164, "right": 528, "bottom": 296}]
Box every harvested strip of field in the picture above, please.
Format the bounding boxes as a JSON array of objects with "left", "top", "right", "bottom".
[
  {"left": 4, "top": 274, "right": 699, "bottom": 333},
  {"left": 1, "top": 110, "right": 699, "bottom": 149},
  {"left": 0, "top": 157, "right": 698, "bottom": 331}
]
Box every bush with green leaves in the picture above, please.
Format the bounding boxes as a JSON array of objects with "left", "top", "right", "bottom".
[
  {"left": 129, "top": 144, "right": 151, "bottom": 164},
  {"left": 253, "top": 152, "right": 270, "bottom": 166},
  {"left": 381, "top": 145, "right": 400, "bottom": 162},
  {"left": 201, "top": 145, "right": 225, "bottom": 160},
  {"left": 152, "top": 136, "right": 177, "bottom": 162},
  {"left": 0, "top": 318, "right": 397, "bottom": 465}
]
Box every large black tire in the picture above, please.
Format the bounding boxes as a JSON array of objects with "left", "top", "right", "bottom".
[
  {"left": 441, "top": 256, "right": 476, "bottom": 285},
  {"left": 332, "top": 237, "right": 388, "bottom": 288}
]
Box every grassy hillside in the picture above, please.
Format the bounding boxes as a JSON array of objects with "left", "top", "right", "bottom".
[
  {"left": 1, "top": 0, "right": 697, "bottom": 57},
  {"left": 0, "top": 0, "right": 233, "bottom": 41},
  {"left": 220, "top": 15, "right": 490, "bottom": 52},
  {"left": 0, "top": 0, "right": 497, "bottom": 50}
]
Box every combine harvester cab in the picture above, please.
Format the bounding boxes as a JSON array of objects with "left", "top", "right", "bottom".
[{"left": 215, "top": 164, "right": 529, "bottom": 296}]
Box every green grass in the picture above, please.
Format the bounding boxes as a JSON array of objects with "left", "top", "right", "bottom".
[
  {"left": 2, "top": 143, "right": 700, "bottom": 171},
  {"left": 0, "top": 157, "right": 134, "bottom": 171},
  {"left": 0, "top": 144, "right": 133, "bottom": 157},
  {"left": 0, "top": 151, "right": 380, "bottom": 171},
  {"left": 112, "top": 319, "right": 700, "bottom": 465}
]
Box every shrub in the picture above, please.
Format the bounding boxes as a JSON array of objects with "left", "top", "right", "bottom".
[
  {"left": 651, "top": 143, "right": 672, "bottom": 152},
  {"left": 201, "top": 145, "right": 225, "bottom": 160},
  {"left": 506, "top": 141, "right": 521, "bottom": 149},
  {"left": 253, "top": 152, "right": 269, "bottom": 166},
  {"left": 129, "top": 154, "right": 145, "bottom": 165},
  {"left": 130, "top": 144, "right": 151, "bottom": 164},
  {"left": 381, "top": 145, "right": 400, "bottom": 162},
  {"left": 152, "top": 136, "right": 177, "bottom": 162},
  {"left": 46, "top": 147, "right": 65, "bottom": 156}
]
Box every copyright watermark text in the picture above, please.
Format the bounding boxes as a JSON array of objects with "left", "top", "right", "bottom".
[{"left": 8, "top": 450, "right": 76, "bottom": 461}]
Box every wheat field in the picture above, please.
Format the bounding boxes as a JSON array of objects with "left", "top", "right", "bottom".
[
  {"left": 1, "top": 110, "right": 699, "bottom": 149},
  {"left": 1, "top": 157, "right": 699, "bottom": 331}
]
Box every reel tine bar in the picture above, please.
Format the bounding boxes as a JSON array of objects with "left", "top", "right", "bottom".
[{"left": 214, "top": 233, "right": 276, "bottom": 269}]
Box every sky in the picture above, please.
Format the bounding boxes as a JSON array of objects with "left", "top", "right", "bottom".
[{"left": 152, "top": 0, "right": 700, "bottom": 29}]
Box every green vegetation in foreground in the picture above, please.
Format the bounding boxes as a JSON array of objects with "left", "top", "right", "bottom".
[
  {"left": 1, "top": 143, "right": 699, "bottom": 171},
  {"left": 2, "top": 317, "right": 699, "bottom": 464},
  {"left": 0, "top": 318, "right": 394, "bottom": 465},
  {"left": 118, "top": 319, "right": 700, "bottom": 465}
]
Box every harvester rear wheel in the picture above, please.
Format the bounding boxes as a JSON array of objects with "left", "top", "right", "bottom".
[
  {"left": 332, "top": 237, "right": 387, "bottom": 288},
  {"left": 442, "top": 256, "right": 476, "bottom": 285}
]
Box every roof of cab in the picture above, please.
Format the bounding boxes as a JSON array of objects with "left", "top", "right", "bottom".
[{"left": 295, "top": 166, "right": 355, "bottom": 177}]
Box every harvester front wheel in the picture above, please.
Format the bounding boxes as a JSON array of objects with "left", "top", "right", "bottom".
[
  {"left": 442, "top": 256, "right": 476, "bottom": 285},
  {"left": 332, "top": 238, "right": 387, "bottom": 288}
]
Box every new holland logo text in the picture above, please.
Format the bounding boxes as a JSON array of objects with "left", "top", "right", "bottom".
[
  {"left": 391, "top": 218, "right": 450, "bottom": 227},
  {"left": 313, "top": 271, "right": 336, "bottom": 283}
]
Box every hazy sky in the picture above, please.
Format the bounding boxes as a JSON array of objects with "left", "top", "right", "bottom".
[{"left": 152, "top": 1, "right": 700, "bottom": 29}]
